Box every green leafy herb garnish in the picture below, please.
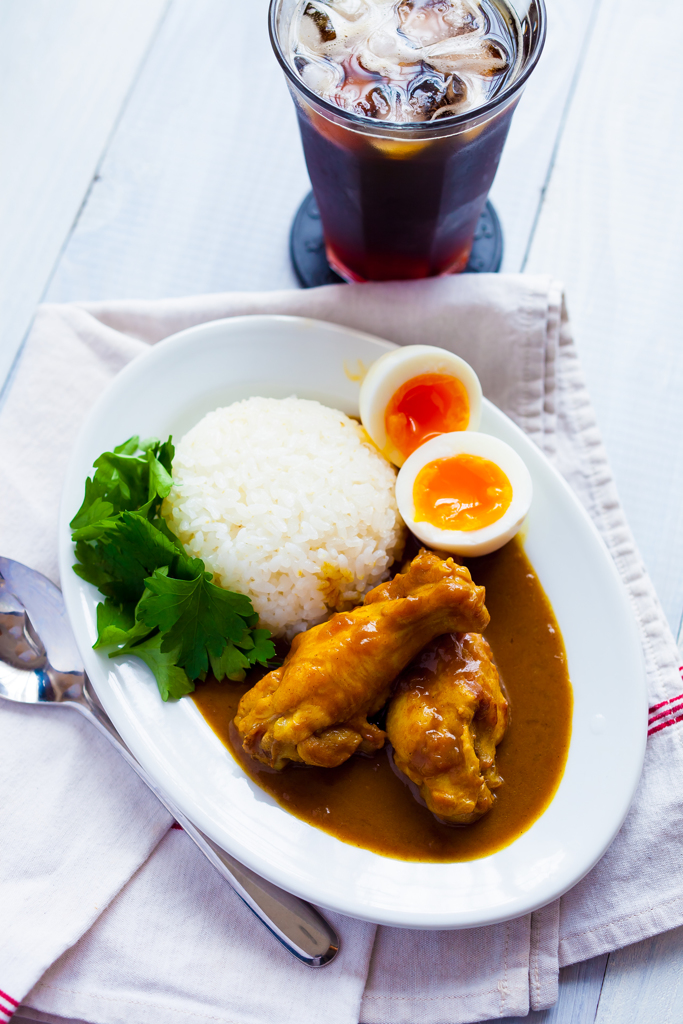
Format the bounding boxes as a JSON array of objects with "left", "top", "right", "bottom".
[{"left": 71, "top": 436, "right": 275, "bottom": 700}]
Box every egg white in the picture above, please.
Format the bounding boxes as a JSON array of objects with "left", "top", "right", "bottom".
[
  {"left": 359, "top": 345, "right": 483, "bottom": 467},
  {"left": 395, "top": 431, "right": 533, "bottom": 557}
]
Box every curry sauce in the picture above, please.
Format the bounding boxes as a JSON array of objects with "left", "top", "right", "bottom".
[{"left": 193, "top": 537, "right": 572, "bottom": 862}]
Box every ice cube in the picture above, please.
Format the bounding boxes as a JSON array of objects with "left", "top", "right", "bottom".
[
  {"left": 354, "top": 84, "right": 393, "bottom": 119},
  {"left": 329, "top": 0, "right": 369, "bottom": 21},
  {"left": 300, "top": 2, "right": 337, "bottom": 50},
  {"left": 299, "top": 55, "right": 341, "bottom": 95},
  {"left": 407, "top": 72, "right": 466, "bottom": 119},
  {"left": 443, "top": 0, "right": 482, "bottom": 36},
  {"left": 407, "top": 74, "right": 447, "bottom": 119},
  {"left": 427, "top": 38, "right": 507, "bottom": 77},
  {"left": 398, "top": 0, "right": 482, "bottom": 49},
  {"left": 368, "top": 28, "right": 399, "bottom": 60}
]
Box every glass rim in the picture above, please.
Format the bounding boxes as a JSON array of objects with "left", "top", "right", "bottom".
[{"left": 268, "top": 0, "right": 547, "bottom": 135}]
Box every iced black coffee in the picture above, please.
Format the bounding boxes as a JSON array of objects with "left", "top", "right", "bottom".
[{"left": 270, "top": 0, "right": 546, "bottom": 281}]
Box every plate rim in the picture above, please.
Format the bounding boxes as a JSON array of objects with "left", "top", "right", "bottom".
[{"left": 58, "top": 313, "right": 648, "bottom": 929}]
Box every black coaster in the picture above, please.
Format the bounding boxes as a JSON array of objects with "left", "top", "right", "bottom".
[{"left": 290, "top": 191, "right": 503, "bottom": 288}]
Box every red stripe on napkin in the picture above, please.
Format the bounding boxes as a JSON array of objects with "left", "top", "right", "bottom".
[
  {"left": 649, "top": 699, "right": 683, "bottom": 726},
  {"left": 171, "top": 822, "right": 183, "bottom": 830},
  {"left": 0, "top": 989, "right": 18, "bottom": 1020},
  {"left": 649, "top": 712, "right": 683, "bottom": 737},
  {"left": 648, "top": 691, "right": 683, "bottom": 737}
]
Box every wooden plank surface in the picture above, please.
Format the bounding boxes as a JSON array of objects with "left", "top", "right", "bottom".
[
  {"left": 499, "top": 955, "right": 608, "bottom": 1024},
  {"left": 0, "top": 0, "right": 169, "bottom": 393},
  {"left": 44, "top": 0, "right": 599, "bottom": 295},
  {"left": 595, "top": 927, "right": 683, "bottom": 1024},
  {"left": 525, "top": 0, "right": 683, "bottom": 634},
  {"left": 491, "top": 0, "right": 601, "bottom": 271},
  {"left": 45, "top": 0, "right": 309, "bottom": 301}
]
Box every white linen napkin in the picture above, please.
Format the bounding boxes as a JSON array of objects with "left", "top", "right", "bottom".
[{"left": 1, "top": 276, "right": 682, "bottom": 1024}]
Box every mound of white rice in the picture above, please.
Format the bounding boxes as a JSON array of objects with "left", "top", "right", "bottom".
[{"left": 162, "top": 397, "right": 405, "bottom": 639}]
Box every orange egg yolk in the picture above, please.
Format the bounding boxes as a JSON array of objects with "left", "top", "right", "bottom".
[
  {"left": 385, "top": 373, "right": 470, "bottom": 459},
  {"left": 413, "top": 454, "right": 513, "bottom": 532}
]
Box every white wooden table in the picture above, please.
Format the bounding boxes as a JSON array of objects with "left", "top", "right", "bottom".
[{"left": 2, "top": 1, "right": 682, "bottom": 1021}]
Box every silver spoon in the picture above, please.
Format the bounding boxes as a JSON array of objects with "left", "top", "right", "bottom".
[{"left": 0, "top": 556, "right": 339, "bottom": 968}]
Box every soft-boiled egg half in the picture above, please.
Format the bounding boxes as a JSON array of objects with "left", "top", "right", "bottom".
[
  {"left": 360, "top": 345, "right": 483, "bottom": 468},
  {"left": 395, "top": 432, "right": 533, "bottom": 556}
]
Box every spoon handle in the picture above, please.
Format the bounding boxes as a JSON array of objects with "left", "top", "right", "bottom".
[{"left": 70, "top": 690, "right": 339, "bottom": 967}]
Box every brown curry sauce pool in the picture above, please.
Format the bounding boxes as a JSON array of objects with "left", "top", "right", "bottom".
[{"left": 193, "top": 537, "right": 573, "bottom": 863}]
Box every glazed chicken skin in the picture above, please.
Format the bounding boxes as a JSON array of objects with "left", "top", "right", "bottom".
[
  {"left": 235, "top": 551, "right": 489, "bottom": 770},
  {"left": 387, "top": 632, "right": 509, "bottom": 825}
]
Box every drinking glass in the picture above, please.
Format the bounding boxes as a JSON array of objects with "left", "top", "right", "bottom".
[{"left": 270, "top": 0, "right": 546, "bottom": 282}]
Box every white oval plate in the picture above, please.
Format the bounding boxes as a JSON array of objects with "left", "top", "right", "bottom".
[{"left": 59, "top": 315, "right": 647, "bottom": 929}]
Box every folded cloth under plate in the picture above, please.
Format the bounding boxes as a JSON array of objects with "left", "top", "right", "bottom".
[{"left": 1, "top": 275, "right": 682, "bottom": 1024}]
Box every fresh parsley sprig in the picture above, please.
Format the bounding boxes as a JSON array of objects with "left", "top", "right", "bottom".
[{"left": 71, "top": 436, "right": 275, "bottom": 700}]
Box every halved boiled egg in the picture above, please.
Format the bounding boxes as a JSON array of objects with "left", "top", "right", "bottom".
[
  {"left": 395, "top": 432, "right": 533, "bottom": 556},
  {"left": 360, "top": 345, "right": 482, "bottom": 467}
]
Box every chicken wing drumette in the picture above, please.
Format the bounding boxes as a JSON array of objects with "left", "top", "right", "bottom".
[
  {"left": 234, "top": 551, "right": 489, "bottom": 769},
  {"left": 387, "top": 632, "right": 509, "bottom": 824}
]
